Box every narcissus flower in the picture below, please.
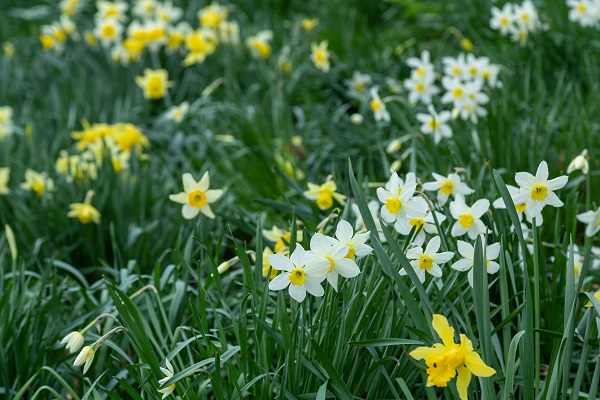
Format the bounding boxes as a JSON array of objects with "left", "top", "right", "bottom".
[
  {"left": 68, "top": 191, "right": 101, "bottom": 224},
  {"left": 198, "top": 2, "right": 229, "bottom": 28},
  {"left": 0, "top": 167, "right": 10, "bottom": 194},
  {"left": 262, "top": 247, "right": 279, "bottom": 279},
  {"left": 416, "top": 105, "right": 453, "bottom": 144},
  {"left": 304, "top": 179, "right": 346, "bottom": 210},
  {"left": 377, "top": 172, "right": 428, "bottom": 229},
  {"left": 166, "top": 101, "right": 189, "bottom": 122},
  {"left": 567, "top": 150, "right": 589, "bottom": 174},
  {"left": 346, "top": 71, "right": 372, "bottom": 99},
  {"left": 449, "top": 195, "right": 489, "bottom": 239},
  {"left": 577, "top": 207, "right": 600, "bottom": 237},
  {"left": 410, "top": 314, "right": 496, "bottom": 399},
  {"left": 512, "top": 160, "right": 568, "bottom": 220},
  {"left": 311, "top": 233, "right": 360, "bottom": 291},
  {"left": 396, "top": 210, "right": 447, "bottom": 246},
  {"left": 61, "top": 331, "right": 85, "bottom": 353},
  {"left": 268, "top": 244, "right": 329, "bottom": 302},
  {"left": 451, "top": 239, "right": 500, "bottom": 287},
  {"left": 183, "top": 28, "right": 218, "bottom": 65},
  {"left": 369, "top": 88, "right": 390, "bottom": 123},
  {"left": 332, "top": 219, "right": 372, "bottom": 260},
  {"left": 246, "top": 30, "right": 273, "bottom": 59},
  {"left": 169, "top": 172, "right": 223, "bottom": 219},
  {"left": 21, "top": 169, "right": 54, "bottom": 198},
  {"left": 423, "top": 172, "right": 473, "bottom": 206},
  {"left": 135, "top": 68, "right": 174, "bottom": 100},
  {"left": 158, "top": 358, "right": 176, "bottom": 399},
  {"left": 302, "top": 18, "right": 319, "bottom": 31},
  {"left": 492, "top": 184, "right": 542, "bottom": 226},
  {"left": 73, "top": 345, "right": 95, "bottom": 374},
  {"left": 403, "top": 236, "right": 454, "bottom": 282},
  {"left": 310, "top": 40, "right": 330, "bottom": 72}
]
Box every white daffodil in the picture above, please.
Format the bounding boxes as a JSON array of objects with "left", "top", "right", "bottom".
[
  {"left": 422, "top": 172, "right": 474, "bottom": 206},
  {"left": 166, "top": 101, "right": 189, "bottom": 123},
  {"left": 490, "top": 3, "right": 515, "bottom": 35},
  {"left": 577, "top": 207, "right": 600, "bottom": 237},
  {"left": 369, "top": 88, "right": 390, "bottom": 123},
  {"left": 268, "top": 244, "right": 329, "bottom": 302},
  {"left": 310, "top": 40, "right": 330, "bottom": 72},
  {"left": 73, "top": 345, "right": 95, "bottom": 374},
  {"left": 416, "top": 105, "right": 453, "bottom": 144},
  {"left": 514, "top": 0, "right": 540, "bottom": 32},
  {"left": 567, "top": 150, "right": 589, "bottom": 174},
  {"left": 451, "top": 239, "right": 501, "bottom": 287},
  {"left": 310, "top": 233, "right": 360, "bottom": 291},
  {"left": 377, "top": 172, "right": 428, "bottom": 230},
  {"left": 567, "top": 0, "right": 599, "bottom": 27},
  {"left": 169, "top": 172, "right": 223, "bottom": 219},
  {"left": 346, "top": 71, "right": 372, "bottom": 99},
  {"left": 449, "top": 194, "right": 490, "bottom": 239},
  {"left": 351, "top": 201, "right": 387, "bottom": 242},
  {"left": 397, "top": 210, "right": 447, "bottom": 246},
  {"left": 442, "top": 54, "right": 467, "bottom": 80},
  {"left": 457, "top": 80, "right": 489, "bottom": 123},
  {"left": 61, "top": 331, "right": 85, "bottom": 353},
  {"left": 403, "top": 236, "right": 454, "bottom": 283},
  {"left": 158, "top": 358, "right": 176, "bottom": 399},
  {"left": 332, "top": 219, "right": 373, "bottom": 260},
  {"left": 512, "top": 161, "right": 568, "bottom": 220},
  {"left": 403, "top": 76, "right": 440, "bottom": 105},
  {"left": 407, "top": 50, "right": 436, "bottom": 82},
  {"left": 492, "top": 184, "right": 543, "bottom": 226}
]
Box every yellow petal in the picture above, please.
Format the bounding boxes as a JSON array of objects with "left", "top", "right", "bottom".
[
  {"left": 464, "top": 350, "right": 496, "bottom": 377},
  {"left": 456, "top": 365, "right": 472, "bottom": 400},
  {"left": 432, "top": 314, "right": 456, "bottom": 347},
  {"left": 409, "top": 343, "right": 446, "bottom": 360}
]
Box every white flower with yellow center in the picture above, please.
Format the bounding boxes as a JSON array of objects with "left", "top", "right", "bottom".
[
  {"left": 451, "top": 239, "right": 500, "bottom": 287},
  {"left": 449, "top": 194, "right": 489, "bottom": 239},
  {"left": 96, "top": 1, "right": 128, "bottom": 23},
  {"left": 416, "top": 105, "right": 453, "bottom": 145},
  {"left": 457, "top": 80, "right": 489, "bottom": 123},
  {"left": 514, "top": 0, "right": 540, "bottom": 32},
  {"left": 156, "top": 0, "right": 183, "bottom": 24},
  {"left": 403, "top": 76, "right": 440, "bottom": 105},
  {"left": 492, "top": 184, "right": 543, "bottom": 226},
  {"left": 310, "top": 40, "right": 330, "bottom": 72},
  {"left": 423, "top": 172, "right": 474, "bottom": 206},
  {"left": 218, "top": 20, "right": 240, "bottom": 46},
  {"left": 377, "top": 172, "right": 428, "bottom": 229},
  {"left": 577, "top": 207, "right": 600, "bottom": 237},
  {"left": 568, "top": 0, "right": 599, "bottom": 27},
  {"left": 442, "top": 54, "right": 467, "bottom": 80},
  {"left": 369, "top": 88, "right": 390, "bottom": 123},
  {"left": 246, "top": 30, "right": 273, "bottom": 59},
  {"left": 268, "top": 244, "right": 330, "bottom": 302},
  {"left": 512, "top": 161, "right": 568, "bottom": 220},
  {"left": 158, "top": 358, "right": 176, "bottom": 399},
  {"left": 169, "top": 172, "right": 223, "bottom": 219},
  {"left": 94, "top": 17, "right": 123, "bottom": 47},
  {"left": 441, "top": 77, "right": 467, "bottom": 106},
  {"left": 132, "top": 0, "right": 157, "bottom": 20},
  {"left": 397, "top": 210, "right": 447, "bottom": 246},
  {"left": 490, "top": 3, "right": 515, "bottom": 35},
  {"left": 346, "top": 71, "right": 372, "bottom": 99},
  {"left": 310, "top": 233, "right": 360, "bottom": 291},
  {"left": 403, "top": 236, "right": 454, "bottom": 283},
  {"left": 407, "top": 50, "right": 436, "bottom": 83},
  {"left": 332, "top": 219, "right": 372, "bottom": 260},
  {"left": 166, "top": 101, "right": 189, "bottom": 123}
]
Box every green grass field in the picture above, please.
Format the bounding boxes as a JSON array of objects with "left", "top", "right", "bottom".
[{"left": 1, "top": 0, "right": 600, "bottom": 398}]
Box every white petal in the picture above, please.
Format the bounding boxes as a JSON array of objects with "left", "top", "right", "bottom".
[
  {"left": 471, "top": 199, "right": 490, "bottom": 218},
  {"left": 425, "top": 236, "right": 441, "bottom": 254},
  {"left": 182, "top": 173, "right": 196, "bottom": 192},
  {"left": 452, "top": 258, "right": 473, "bottom": 272},
  {"left": 515, "top": 172, "right": 535, "bottom": 189},
  {"left": 577, "top": 210, "right": 597, "bottom": 224},
  {"left": 535, "top": 161, "right": 549, "bottom": 182},
  {"left": 544, "top": 192, "right": 563, "bottom": 208},
  {"left": 288, "top": 284, "right": 307, "bottom": 302},
  {"left": 433, "top": 251, "right": 454, "bottom": 264},
  {"left": 269, "top": 254, "right": 295, "bottom": 271},
  {"left": 310, "top": 233, "right": 333, "bottom": 255},
  {"left": 304, "top": 277, "right": 324, "bottom": 297},
  {"left": 327, "top": 270, "right": 339, "bottom": 291},
  {"left": 451, "top": 222, "right": 467, "bottom": 237},
  {"left": 428, "top": 264, "right": 443, "bottom": 277},
  {"left": 486, "top": 243, "right": 501, "bottom": 261},
  {"left": 198, "top": 171, "right": 210, "bottom": 191},
  {"left": 182, "top": 204, "right": 200, "bottom": 219},
  {"left": 487, "top": 261, "right": 500, "bottom": 274},
  {"left": 546, "top": 175, "right": 568, "bottom": 191},
  {"left": 269, "top": 273, "right": 291, "bottom": 290},
  {"left": 336, "top": 220, "right": 354, "bottom": 243},
  {"left": 334, "top": 258, "right": 360, "bottom": 278},
  {"left": 169, "top": 192, "right": 187, "bottom": 204},
  {"left": 205, "top": 189, "right": 223, "bottom": 202}
]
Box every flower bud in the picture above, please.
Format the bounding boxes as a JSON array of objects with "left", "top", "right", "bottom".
[
  {"left": 61, "top": 331, "right": 85, "bottom": 353},
  {"left": 350, "top": 113, "right": 363, "bottom": 125},
  {"left": 567, "top": 150, "right": 589, "bottom": 174}
]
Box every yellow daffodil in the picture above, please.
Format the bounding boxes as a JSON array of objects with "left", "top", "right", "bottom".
[
  {"left": 21, "top": 169, "right": 54, "bottom": 198},
  {"left": 68, "top": 191, "right": 101, "bottom": 224},
  {"left": 310, "top": 40, "right": 330, "bottom": 72},
  {"left": 169, "top": 172, "right": 223, "bottom": 219},
  {"left": 198, "top": 2, "right": 229, "bottom": 28},
  {"left": 410, "top": 314, "right": 496, "bottom": 399},
  {"left": 246, "top": 30, "right": 272, "bottom": 59},
  {"left": 302, "top": 18, "right": 319, "bottom": 32},
  {"left": 183, "top": 28, "right": 218, "bottom": 66},
  {"left": 304, "top": 179, "right": 346, "bottom": 210},
  {"left": 135, "top": 68, "right": 174, "bottom": 100},
  {"left": 262, "top": 226, "right": 303, "bottom": 254}
]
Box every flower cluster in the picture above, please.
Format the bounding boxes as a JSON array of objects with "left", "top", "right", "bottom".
[
  {"left": 567, "top": 0, "right": 600, "bottom": 27},
  {"left": 490, "top": 1, "right": 543, "bottom": 45}
]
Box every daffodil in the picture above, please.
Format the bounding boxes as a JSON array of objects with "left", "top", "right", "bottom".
[
  {"left": 332, "top": 219, "right": 372, "bottom": 260},
  {"left": 410, "top": 314, "right": 496, "bottom": 399},
  {"left": 135, "top": 69, "right": 174, "bottom": 100},
  {"left": 577, "top": 207, "right": 600, "bottom": 237},
  {"left": 377, "top": 172, "right": 428, "bottom": 230},
  {"left": 0, "top": 167, "right": 10, "bottom": 195},
  {"left": 403, "top": 236, "right": 454, "bottom": 283},
  {"left": 73, "top": 345, "right": 96, "bottom": 374},
  {"left": 492, "top": 184, "right": 542, "bottom": 226},
  {"left": 422, "top": 172, "right": 474, "bottom": 206},
  {"left": 396, "top": 210, "right": 447, "bottom": 246},
  {"left": 132, "top": 0, "right": 157, "bottom": 20},
  {"left": 304, "top": 179, "right": 346, "bottom": 210},
  {"left": 94, "top": 18, "right": 123, "bottom": 47},
  {"left": 166, "top": 101, "right": 189, "bottom": 122},
  {"left": 369, "top": 88, "right": 390, "bottom": 123},
  {"left": 451, "top": 239, "right": 500, "bottom": 287},
  {"left": 156, "top": 1, "right": 183, "bottom": 24},
  {"left": 311, "top": 233, "right": 360, "bottom": 291},
  {"left": 158, "top": 358, "right": 176, "bottom": 399},
  {"left": 262, "top": 247, "right": 279, "bottom": 279},
  {"left": 218, "top": 20, "right": 240, "bottom": 46},
  {"left": 407, "top": 50, "right": 436, "bottom": 82},
  {"left": 567, "top": 0, "right": 598, "bottom": 26},
  {"left": 246, "top": 30, "right": 273, "bottom": 59},
  {"left": 262, "top": 226, "right": 303, "bottom": 253},
  {"left": 68, "top": 191, "right": 101, "bottom": 224},
  {"left": 268, "top": 244, "right": 329, "bottom": 302},
  {"left": 403, "top": 75, "right": 439, "bottom": 105},
  {"left": 310, "top": 40, "right": 330, "bottom": 72},
  {"left": 490, "top": 3, "right": 514, "bottom": 35},
  {"left": 60, "top": 331, "right": 85, "bottom": 353},
  {"left": 449, "top": 194, "right": 489, "bottom": 239},
  {"left": 183, "top": 28, "right": 218, "bottom": 66},
  {"left": 0, "top": 106, "right": 14, "bottom": 140},
  {"left": 345, "top": 71, "right": 371, "bottom": 99},
  {"left": 302, "top": 18, "right": 319, "bottom": 32},
  {"left": 96, "top": 1, "right": 129, "bottom": 23},
  {"left": 169, "top": 172, "right": 223, "bottom": 219},
  {"left": 512, "top": 160, "right": 568, "bottom": 220},
  {"left": 21, "top": 169, "right": 54, "bottom": 198},
  {"left": 416, "top": 105, "right": 453, "bottom": 144},
  {"left": 567, "top": 150, "right": 589, "bottom": 174},
  {"left": 198, "top": 2, "right": 229, "bottom": 29}
]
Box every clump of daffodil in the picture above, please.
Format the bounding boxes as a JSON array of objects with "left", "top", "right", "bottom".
[
  {"left": 310, "top": 40, "right": 330, "bottom": 72},
  {"left": 169, "top": 172, "right": 224, "bottom": 219},
  {"left": 304, "top": 178, "right": 346, "bottom": 210},
  {"left": 73, "top": 326, "right": 127, "bottom": 374},
  {"left": 68, "top": 190, "right": 101, "bottom": 224},
  {"left": 410, "top": 314, "right": 496, "bottom": 399},
  {"left": 183, "top": 28, "right": 219, "bottom": 66},
  {"left": 21, "top": 169, "right": 54, "bottom": 198},
  {"left": 135, "top": 68, "right": 174, "bottom": 100},
  {"left": 246, "top": 30, "right": 273, "bottom": 59}
]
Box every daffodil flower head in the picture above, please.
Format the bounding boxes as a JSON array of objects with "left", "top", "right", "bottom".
[
  {"left": 449, "top": 194, "right": 489, "bottom": 239},
  {"left": 267, "top": 244, "right": 330, "bottom": 302},
  {"left": 423, "top": 172, "right": 473, "bottom": 206},
  {"left": 0, "top": 167, "right": 10, "bottom": 195},
  {"left": 492, "top": 184, "right": 543, "bottom": 226},
  {"left": 158, "top": 358, "right": 176, "bottom": 399},
  {"left": 566, "top": 150, "right": 589, "bottom": 175},
  {"left": 369, "top": 88, "right": 391, "bottom": 123},
  {"left": 403, "top": 236, "right": 454, "bottom": 283},
  {"left": 135, "top": 68, "right": 174, "bottom": 100},
  {"left": 333, "top": 219, "right": 373, "bottom": 260},
  {"left": 577, "top": 207, "right": 600, "bottom": 237},
  {"left": 451, "top": 238, "right": 501, "bottom": 287},
  {"left": 68, "top": 190, "right": 101, "bottom": 224},
  {"left": 310, "top": 40, "right": 330, "bottom": 72},
  {"left": 169, "top": 172, "right": 223, "bottom": 219},
  {"left": 246, "top": 30, "right": 273, "bottom": 59},
  {"left": 73, "top": 345, "right": 96, "bottom": 374},
  {"left": 61, "top": 331, "right": 85, "bottom": 353},
  {"left": 410, "top": 314, "right": 496, "bottom": 399},
  {"left": 262, "top": 226, "right": 303, "bottom": 254},
  {"left": 304, "top": 179, "right": 346, "bottom": 210},
  {"left": 310, "top": 233, "right": 360, "bottom": 291},
  {"left": 377, "top": 172, "right": 428, "bottom": 229},
  {"left": 21, "top": 169, "right": 54, "bottom": 198}
]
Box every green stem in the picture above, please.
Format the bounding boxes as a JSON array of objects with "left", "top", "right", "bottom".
[{"left": 532, "top": 219, "right": 541, "bottom": 396}]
